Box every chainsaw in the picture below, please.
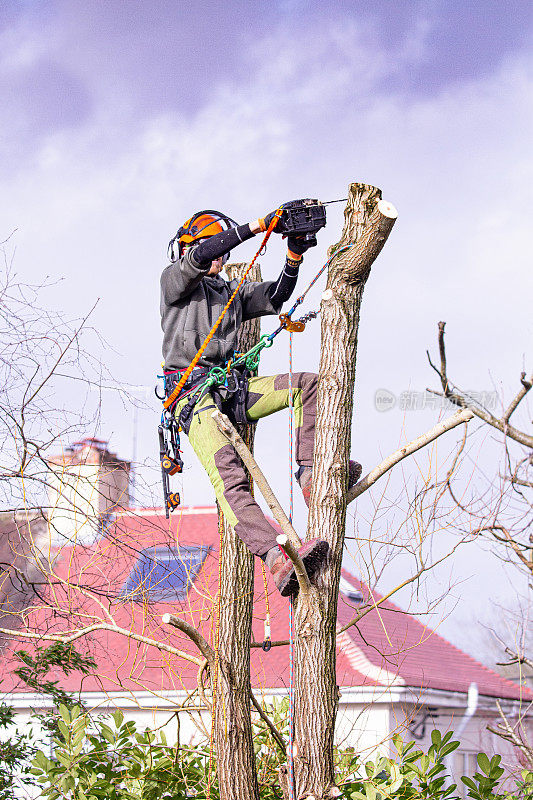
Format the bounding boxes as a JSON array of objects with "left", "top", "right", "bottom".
[{"left": 275, "top": 198, "right": 327, "bottom": 247}]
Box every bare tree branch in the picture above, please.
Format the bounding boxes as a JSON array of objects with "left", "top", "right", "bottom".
[
  {"left": 162, "top": 612, "right": 215, "bottom": 664},
  {"left": 211, "top": 409, "right": 301, "bottom": 549},
  {"left": 346, "top": 408, "right": 473, "bottom": 505},
  {"left": 487, "top": 699, "right": 533, "bottom": 769},
  {"left": 249, "top": 691, "right": 286, "bottom": 754},
  {"left": 276, "top": 534, "right": 311, "bottom": 599},
  {"left": 0, "top": 624, "right": 204, "bottom": 666},
  {"left": 428, "top": 323, "right": 533, "bottom": 449},
  {"left": 21, "top": 300, "right": 99, "bottom": 414},
  {"left": 504, "top": 372, "right": 533, "bottom": 423},
  {"left": 509, "top": 477, "right": 533, "bottom": 490},
  {"left": 497, "top": 647, "right": 533, "bottom": 671},
  {"left": 470, "top": 524, "right": 533, "bottom": 573}
]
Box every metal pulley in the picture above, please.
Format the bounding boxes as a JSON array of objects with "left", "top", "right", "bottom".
[{"left": 279, "top": 313, "right": 306, "bottom": 333}]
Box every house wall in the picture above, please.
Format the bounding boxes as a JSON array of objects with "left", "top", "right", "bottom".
[
  {"left": 336, "top": 690, "right": 394, "bottom": 758},
  {"left": 395, "top": 695, "right": 532, "bottom": 794},
  {"left": 9, "top": 689, "right": 393, "bottom": 752}
]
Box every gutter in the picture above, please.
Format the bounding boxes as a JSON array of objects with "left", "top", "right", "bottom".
[{"left": 444, "top": 682, "right": 478, "bottom": 784}]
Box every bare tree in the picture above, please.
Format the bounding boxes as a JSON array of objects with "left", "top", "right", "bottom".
[
  {"left": 0, "top": 240, "right": 110, "bottom": 648},
  {"left": 0, "top": 239, "right": 121, "bottom": 523},
  {"left": 427, "top": 321, "right": 533, "bottom": 768}
]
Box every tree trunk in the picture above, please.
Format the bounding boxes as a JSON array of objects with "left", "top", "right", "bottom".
[
  {"left": 212, "top": 262, "right": 262, "bottom": 800},
  {"left": 293, "top": 184, "right": 397, "bottom": 799}
]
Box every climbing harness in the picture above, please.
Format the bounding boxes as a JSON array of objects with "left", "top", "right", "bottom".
[{"left": 158, "top": 403, "right": 183, "bottom": 519}]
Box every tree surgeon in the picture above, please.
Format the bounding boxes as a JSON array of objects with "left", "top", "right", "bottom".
[{"left": 160, "top": 207, "right": 361, "bottom": 595}]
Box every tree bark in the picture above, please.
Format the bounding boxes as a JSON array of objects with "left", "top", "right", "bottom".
[
  {"left": 293, "top": 184, "right": 397, "bottom": 799},
  {"left": 212, "top": 262, "right": 261, "bottom": 800}
]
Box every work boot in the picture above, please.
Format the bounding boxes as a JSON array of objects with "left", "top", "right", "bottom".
[
  {"left": 295, "top": 461, "right": 362, "bottom": 507},
  {"left": 267, "top": 539, "right": 329, "bottom": 597}
]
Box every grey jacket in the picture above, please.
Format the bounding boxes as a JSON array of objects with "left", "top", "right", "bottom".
[{"left": 160, "top": 248, "right": 281, "bottom": 370}]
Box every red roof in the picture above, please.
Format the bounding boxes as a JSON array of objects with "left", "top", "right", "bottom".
[{"left": 1, "top": 507, "right": 529, "bottom": 703}]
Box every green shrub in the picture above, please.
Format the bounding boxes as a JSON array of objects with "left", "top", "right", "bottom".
[
  {"left": 0, "top": 698, "right": 36, "bottom": 800},
  {"left": 340, "top": 730, "right": 532, "bottom": 800},
  {"left": 0, "top": 642, "right": 98, "bottom": 797},
  {"left": 31, "top": 705, "right": 214, "bottom": 800},
  {"left": 29, "top": 703, "right": 533, "bottom": 800}
]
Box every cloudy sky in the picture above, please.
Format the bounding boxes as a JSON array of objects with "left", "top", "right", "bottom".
[{"left": 2, "top": 0, "right": 532, "bottom": 658}]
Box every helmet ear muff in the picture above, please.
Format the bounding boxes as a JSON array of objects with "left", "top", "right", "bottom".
[
  {"left": 165, "top": 222, "right": 189, "bottom": 262},
  {"left": 168, "top": 234, "right": 181, "bottom": 262},
  {"left": 168, "top": 237, "right": 175, "bottom": 262}
]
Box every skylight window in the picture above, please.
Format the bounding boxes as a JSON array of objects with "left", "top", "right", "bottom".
[{"left": 120, "top": 545, "right": 209, "bottom": 603}]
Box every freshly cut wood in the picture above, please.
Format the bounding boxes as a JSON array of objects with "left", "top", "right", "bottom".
[{"left": 377, "top": 199, "right": 398, "bottom": 218}]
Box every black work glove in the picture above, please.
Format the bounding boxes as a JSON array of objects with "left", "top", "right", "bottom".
[
  {"left": 287, "top": 233, "right": 317, "bottom": 256},
  {"left": 261, "top": 208, "right": 285, "bottom": 233}
]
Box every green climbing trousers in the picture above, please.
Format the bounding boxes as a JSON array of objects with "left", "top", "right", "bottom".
[{"left": 174, "top": 372, "right": 317, "bottom": 557}]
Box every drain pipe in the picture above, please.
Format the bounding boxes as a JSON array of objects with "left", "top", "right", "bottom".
[{"left": 445, "top": 682, "right": 479, "bottom": 786}]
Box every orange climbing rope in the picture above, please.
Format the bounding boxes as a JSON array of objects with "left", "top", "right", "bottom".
[{"left": 163, "top": 208, "right": 283, "bottom": 410}]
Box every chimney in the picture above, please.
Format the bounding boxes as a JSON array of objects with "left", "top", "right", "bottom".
[{"left": 47, "top": 438, "right": 130, "bottom": 547}]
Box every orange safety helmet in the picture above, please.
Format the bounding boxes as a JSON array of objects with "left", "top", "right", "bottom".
[{"left": 168, "top": 209, "right": 238, "bottom": 261}]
